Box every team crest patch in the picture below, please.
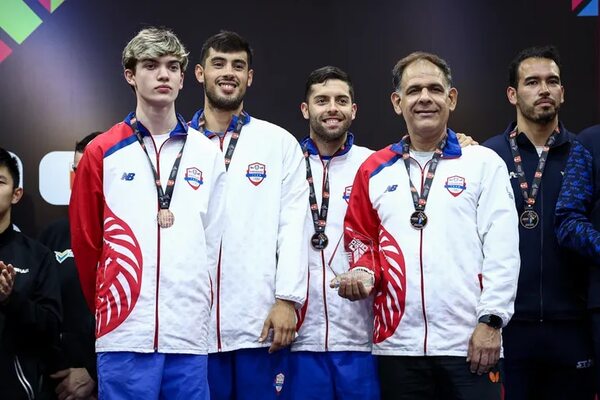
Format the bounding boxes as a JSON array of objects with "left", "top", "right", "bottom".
[
  {"left": 184, "top": 167, "right": 203, "bottom": 190},
  {"left": 444, "top": 175, "right": 466, "bottom": 197},
  {"left": 273, "top": 372, "right": 285, "bottom": 395},
  {"left": 246, "top": 162, "right": 267, "bottom": 186},
  {"left": 343, "top": 185, "right": 352, "bottom": 203}
]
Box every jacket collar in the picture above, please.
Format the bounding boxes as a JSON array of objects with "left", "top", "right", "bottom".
[
  {"left": 300, "top": 132, "right": 355, "bottom": 160},
  {"left": 124, "top": 112, "right": 188, "bottom": 137},
  {"left": 502, "top": 121, "right": 571, "bottom": 148},
  {"left": 390, "top": 128, "right": 462, "bottom": 159},
  {"left": 189, "top": 109, "right": 251, "bottom": 138}
]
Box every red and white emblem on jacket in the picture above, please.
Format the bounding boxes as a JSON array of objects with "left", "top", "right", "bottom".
[
  {"left": 246, "top": 162, "right": 267, "bottom": 186},
  {"left": 184, "top": 167, "right": 203, "bottom": 190},
  {"left": 444, "top": 175, "right": 466, "bottom": 197},
  {"left": 96, "top": 208, "right": 143, "bottom": 338},
  {"left": 373, "top": 225, "right": 406, "bottom": 344}
]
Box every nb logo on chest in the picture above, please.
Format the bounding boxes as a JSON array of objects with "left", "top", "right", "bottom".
[
  {"left": 121, "top": 172, "right": 136, "bottom": 181},
  {"left": 384, "top": 184, "right": 398, "bottom": 193}
]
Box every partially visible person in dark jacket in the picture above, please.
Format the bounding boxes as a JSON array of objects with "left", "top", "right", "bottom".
[
  {"left": 556, "top": 124, "right": 600, "bottom": 394},
  {"left": 0, "top": 147, "right": 62, "bottom": 400},
  {"left": 39, "top": 132, "right": 100, "bottom": 400},
  {"left": 484, "top": 45, "right": 595, "bottom": 400}
]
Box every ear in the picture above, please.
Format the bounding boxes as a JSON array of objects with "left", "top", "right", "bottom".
[
  {"left": 247, "top": 69, "right": 254, "bottom": 87},
  {"left": 559, "top": 85, "right": 565, "bottom": 104},
  {"left": 390, "top": 91, "right": 402, "bottom": 115},
  {"left": 447, "top": 87, "right": 458, "bottom": 111},
  {"left": 179, "top": 71, "right": 184, "bottom": 90},
  {"left": 11, "top": 187, "right": 22, "bottom": 205},
  {"left": 195, "top": 64, "right": 205, "bottom": 84},
  {"left": 124, "top": 69, "right": 136, "bottom": 87},
  {"left": 351, "top": 103, "right": 357, "bottom": 120},
  {"left": 300, "top": 102, "right": 309, "bottom": 120},
  {"left": 507, "top": 86, "right": 517, "bottom": 105}
]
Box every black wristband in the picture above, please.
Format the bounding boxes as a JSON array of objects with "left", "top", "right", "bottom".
[{"left": 478, "top": 314, "right": 503, "bottom": 329}]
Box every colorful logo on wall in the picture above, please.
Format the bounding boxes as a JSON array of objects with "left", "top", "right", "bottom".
[
  {"left": 0, "top": 0, "right": 67, "bottom": 64},
  {"left": 572, "top": 0, "right": 598, "bottom": 16}
]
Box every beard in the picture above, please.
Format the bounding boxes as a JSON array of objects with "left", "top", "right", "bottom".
[
  {"left": 205, "top": 85, "right": 245, "bottom": 112},
  {"left": 309, "top": 114, "right": 352, "bottom": 143},
  {"left": 518, "top": 98, "right": 561, "bottom": 125}
]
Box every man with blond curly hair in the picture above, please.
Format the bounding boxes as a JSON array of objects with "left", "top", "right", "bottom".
[{"left": 70, "top": 27, "right": 226, "bottom": 399}]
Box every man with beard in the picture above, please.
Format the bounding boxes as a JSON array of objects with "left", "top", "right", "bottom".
[
  {"left": 189, "top": 31, "right": 309, "bottom": 400},
  {"left": 288, "top": 66, "right": 379, "bottom": 399},
  {"left": 484, "top": 45, "right": 595, "bottom": 399}
]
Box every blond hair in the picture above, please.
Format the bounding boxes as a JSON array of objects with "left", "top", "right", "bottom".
[{"left": 122, "top": 27, "right": 189, "bottom": 72}]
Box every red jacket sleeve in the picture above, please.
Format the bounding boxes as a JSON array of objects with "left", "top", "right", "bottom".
[
  {"left": 69, "top": 142, "right": 104, "bottom": 313},
  {"left": 344, "top": 158, "right": 383, "bottom": 287}
]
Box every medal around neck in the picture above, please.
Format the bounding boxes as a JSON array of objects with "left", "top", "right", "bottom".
[
  {"left": 311, "top": 232, "right": 329, "bottom": 250},
  {"left": 519, "top": 209, "right": 539, "bottom": 229},
  {"left": 157, "top": 209, "right": 175, "bottom": 229},
  {"left": 410, "top": 210, "right": 428, "bottom": 230}
]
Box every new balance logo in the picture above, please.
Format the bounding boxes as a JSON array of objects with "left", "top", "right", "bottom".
[
  {"left": 385, "top": 184, "right": 398, "bottom": 193},
  {"left": 121, "top": 172, "right": 135, "bottom": 181}
]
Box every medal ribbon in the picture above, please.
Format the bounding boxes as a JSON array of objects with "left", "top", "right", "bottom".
[
  {"left": 197, "top": 112, "right": 246, "bottom": 171},
  {"left": 401, "top": 134, "right": 446, "bottom": 214},
  {"left": 508, "top": 126, "right": 558, "bottom": 211},
  {"left": 131, "top": 116, "right": 187, "bottom": 212},
  {"left": 303, "top": 146, "right": 333, "bottom": 238}
]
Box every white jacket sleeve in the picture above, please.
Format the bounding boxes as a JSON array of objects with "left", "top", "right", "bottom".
[
  {"left": 476, "top": 152, "right": 520, "bottom": 327},
  {"left": 275, "top": 137, "right": 310, "bottom": 308}
]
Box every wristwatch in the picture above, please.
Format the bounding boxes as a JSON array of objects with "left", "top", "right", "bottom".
[{"left": 478, "top": 314, "right": 503, "bottom": 329}]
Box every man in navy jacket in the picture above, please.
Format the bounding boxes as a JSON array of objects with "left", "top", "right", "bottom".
[{"left": 483, "top": 45, "right": 595, "bottom": 399}]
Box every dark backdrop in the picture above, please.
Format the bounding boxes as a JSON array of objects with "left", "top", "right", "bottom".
[{"left": 1, "top": 0, "right": 599, "bottom": 235}]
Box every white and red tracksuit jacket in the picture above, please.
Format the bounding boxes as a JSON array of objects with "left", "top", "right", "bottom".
[
  {"left": 292, "top": 134, "right": 375, "bottom": 352},
  {"left": 70, "top": 113, "right": 226, "bottom": 354},
  {"left": 344, "top": 129, "right": 520, "bottom": 357},
  {"left": 189, "top": 110, "right": 310, "bottom": 353}
]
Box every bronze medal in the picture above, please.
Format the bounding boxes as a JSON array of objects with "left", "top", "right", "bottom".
[
  {"left": 519, "top": 209, "right": 539, "bottom": 229},
  {"left": 157, "top": 209, "right": 175, "bottom": 229},
  {"left": 410, "top": 210, "right": 428, "bottom": 230},
  {"left": 311, "top": 232, "right": 329, "bottom": 250}
]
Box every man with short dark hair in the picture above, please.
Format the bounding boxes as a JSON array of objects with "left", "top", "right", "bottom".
[
  {"left": 189, "top": 31, "right": 309, "bottom": 400},
  {"left": 0, "top": 147, "right": 62, "bottom": 400},
  {"left": 556, "top": 123, "right": 600, "bottom": 394},
  {"left": 70, "top": 27, "right": 226, "bottom": 399},
  {"left": 484, "top": 45, "right": 596, "bottom": 399},
  {"left": 337, "top": 51, "right": 520, "bottom": 399},
  {"left": 289, "top": 66, "right": 379, "bottom": 399},
  {"left": 39, "top": 131, "right": 100, "bottom": 400}
]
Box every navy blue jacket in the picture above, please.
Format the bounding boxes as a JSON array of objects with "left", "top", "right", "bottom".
[
  {"left": 0, "top": 225, "right": 61, "bottom": 399},
  {"left": 484, "top": 122, "right": 587, "bottom": 321},
  {"left": 556, "top": 124, "right": 600, "bottom": 308}
]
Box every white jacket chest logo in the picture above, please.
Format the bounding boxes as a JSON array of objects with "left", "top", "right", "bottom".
[
  {"left": 184, "top": 167, "right": 204, "bottom": 190},
  {"left": 444, "top": 175, "right": 466, "bottom": 197},
  {"left": 246, "top": 162, "right": 267, "bottom": 186}
]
